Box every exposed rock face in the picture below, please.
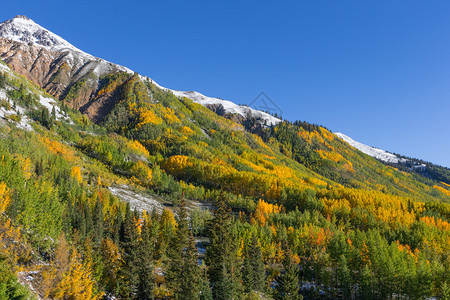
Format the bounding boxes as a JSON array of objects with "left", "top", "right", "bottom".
[
  {"left": 0, "top": 16, "right": 133, "bottom": 122},
  {"left": 0, "top": 37, "right": 128, "bottom": 121}
]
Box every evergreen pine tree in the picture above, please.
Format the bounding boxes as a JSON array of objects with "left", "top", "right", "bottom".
[
  {"left": 359, "top": 264, "right": 373, "bottom": 300},
  {"left": 337, "top": 255, "right": 352, "bottom": 300},
  {"left": 243, "top": 248, "right": 254, "bottom": 293},
  {"left": 179, "top": 233, "right": 202, "bottom": 300},
  {"left": 0, "top": 73, "right": 5, "bottom": 89},
  {"left": 93, "top": 199, "right": 104, "bottom": 246},
  {"left": 243, "top": 234, "right": 265, "bottom": 293},
  {"left": 136, "top": 219, "right": 155, "bottom": 300},
  {"left": 440, "top": 281, "right": 450, "bottom": 300},
  {"left": 275, "top": 248, "right": 301, "bottom": 300},
  {"left": 166, "top": 198, "right": 189, "bottom": 297},
  {"left": 51, "top": 105, "right": 56, "bottom": 121},
  {"left": 200, "top": 268, "right": 213, "bottom": 300},
  {"left": 40, "top": 108, "right": 50, "bottom": 128},
  {"left": 120, "top": 204, "right": 139, "bottom": 299},
  {"left": 206, "top": 192, "right": 242, "bottom": 300}
]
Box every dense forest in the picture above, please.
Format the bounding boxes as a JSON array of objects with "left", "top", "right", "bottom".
[{"left": 0, "top": 62, "right": 449, "bottom": 300}]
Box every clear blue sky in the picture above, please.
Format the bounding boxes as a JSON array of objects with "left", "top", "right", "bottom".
[{"left": 2, "top": 1, "right": 450, "bottom": 167}]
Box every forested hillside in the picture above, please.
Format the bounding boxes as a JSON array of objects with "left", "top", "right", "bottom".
[{"left": 0, "top": 57, "right": 449, "bottom": 300}]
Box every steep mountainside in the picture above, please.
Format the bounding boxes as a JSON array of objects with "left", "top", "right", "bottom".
[{"left": 0, "top": 16, "right": 449, "bottom": 300}]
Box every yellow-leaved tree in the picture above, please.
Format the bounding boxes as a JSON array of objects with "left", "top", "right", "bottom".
[
  {"left": 252, "top": 199, "right": 282, "bottom": 226},
  {"left": 70, "top": 166, "right": 83, "bottom": 184},
  {"left": 53, "top": 247, "right": 102, "bottom": 300},
  {"left": 130, "top": 161, "right": 153, "bottom": 187},
  {"left": 42, "top": 234, "right": 103, "bottom": 300},
  {"left": 0, "top": 182, "right": 11, "bottom": 214}
]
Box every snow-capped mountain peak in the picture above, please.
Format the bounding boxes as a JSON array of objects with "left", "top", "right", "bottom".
[
  {"left": 334, "top": 132, "right": 406, "bottom": 164},
  {"left": 0, "top": 15, "right": 85, "bottom": 54}
]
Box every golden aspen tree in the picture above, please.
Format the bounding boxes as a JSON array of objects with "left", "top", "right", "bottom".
[
  {"left": 53, "top": 247, "right": 103, "bottom": 300},
  {"left": 0, "top": 182, "right": 11, "bottom": 214},
  {"left": 70, "top": 166, "right": 83, "bottom": 183}
]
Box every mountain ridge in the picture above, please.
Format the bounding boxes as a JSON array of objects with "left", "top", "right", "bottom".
[{"left": 1, "top": 15, "right": 448, "bottom": 179}]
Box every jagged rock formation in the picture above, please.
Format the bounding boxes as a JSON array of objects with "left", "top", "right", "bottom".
[{"left": 0, "top": 16, "right": 132, "bottom": 121}]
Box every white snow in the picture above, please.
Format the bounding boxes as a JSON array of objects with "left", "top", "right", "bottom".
[
  {"left": 0, "top": 61, "right": 9, "bottom": 72},
  {"left": 0, "top": 104, "right": 33, "bottom": 131},
  {"left": 172, "top": 90, "right": 281, "bottom": 126},
  {"left": 39, "top": 95, "right": 71, "bottom": 122},
  {"left": 0, "top": 63, "right": 71, "bottom": 129},
  {"left": 0, "top": 86, "right": 33, "bottom": 130},
  {"left": 109, "top": 186, "right": 166, "bottom": 213},
  {"left": 335, "top": 132, "right": 407, "bottom": 164}
]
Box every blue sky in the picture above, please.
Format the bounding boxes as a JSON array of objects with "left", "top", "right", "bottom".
[{"left": 2, "top": 1, "right": 450, "bottom": 167}]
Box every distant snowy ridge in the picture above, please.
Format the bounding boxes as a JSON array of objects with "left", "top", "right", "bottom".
[
  {"left": 0, "top": 15, "right": 281, "bottom": 126},
  {"left": 141, "top": 75, "right": 281, "bottom": 126},
  {"left": 334, "top": 132, "right": 405, "bottom": 164},
  {"left": 171, "top": 90, "right": 281, "bottom": 126}
]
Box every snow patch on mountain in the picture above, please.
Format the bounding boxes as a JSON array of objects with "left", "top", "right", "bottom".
[
  {"left": 0, "top": 90, "right": 33, "bottom": 131},
  {"left": 39, "top": 95, "right": 72, "bottom": 123},
  {"left": 334, "top": 132, "right": 406, "bottom": 164},
  {"left": 172, "top": 90, "right": 281, "bottom": 126},
  {"left": 0, "top": 16, "right": 133, "bottom": 76},
  {"left": 0, "top": 61, "right": 10, "bottom": 72},
  {"left": 109, "top": 186, "right": 166, "bottom": 213},
  {"left": 140, "top": 76, "right": 281, "bottom": 126}
]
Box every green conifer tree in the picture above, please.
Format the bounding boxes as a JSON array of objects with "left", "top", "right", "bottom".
[
  {"left": 440, "top": 281, "right": 450, "bottom": 300},
  {"left": 200, "top": 268, "right": 213, "bottom": 300},
  {"left": 179, "top": 233, "right": 202, "bottom": 300},
  {"left": 51, "top": 105, "right": 56, "bottom": 121},
  {"left": 136, "top": 219, "right": 155, "bottom": 300},
  {"left": 120, "top": 204, "right": 139, "bottom": 299},
  {"left": 166, "top": 198, "right": 189, "bottom": 297},
  {"left": 275, "top": 248, "right": 301, "bottom": 300},
  {"left": 337, "top": 255, "right": 352, "bottom": 300},
  {"left": 206, "top": 192, "right": 242, "bottom": 300},
  {"left": 359, "top": 264, "right": 373, "bottom": 300},
  {"left": 243, "top": 234, "right": 265, "bottom": 293}
]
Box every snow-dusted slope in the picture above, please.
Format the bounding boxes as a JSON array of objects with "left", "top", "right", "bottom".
[
  {"left": 0, "top": 16, "right": 281, "bottom": 126},
  {"left": 335, "top": 132, "right": 405, "bottom": 164},
  {"left": 139, "top": 75, "right": 281, "bottom": 126},
  {"left": 0, "top": 62, "right": 71, "bottom": 128},
  {"left": 0, "top": 15, "right": 88, "bottom": 53},
  {"left": 0, "top": 15, "right": 132, "bottom": 76},
  {"left": 170, "top": 90, "right": 281, "bottom": 126},
  {"left": 142, "top": 78, "right": 281, "bottom": 126}
]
